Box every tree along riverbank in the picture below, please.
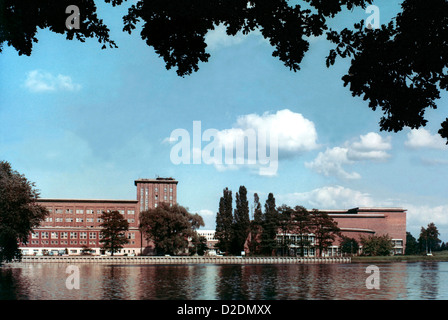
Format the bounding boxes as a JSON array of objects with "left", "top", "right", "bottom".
[{"left": 352, "top": 251, "right": 448, "bottom": 263}]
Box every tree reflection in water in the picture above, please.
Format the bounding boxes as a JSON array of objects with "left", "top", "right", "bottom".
[{"left": 0, "top": 261, "right": 447, "bottom": 300}]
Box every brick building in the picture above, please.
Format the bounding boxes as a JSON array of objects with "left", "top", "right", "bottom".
[
  {"left": 276, "top": 207, "right": 407, "bottom": 256},
  {"left": 20, "top": 178, "right": 178, "bottom": 256},
  {"left": 20, "top": 177, "right": 406, "bottom": 256},
  {"left": 328, "top": 207, "right": 406, "bottom": 255}
]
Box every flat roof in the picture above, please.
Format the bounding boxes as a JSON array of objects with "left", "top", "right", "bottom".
[
  {"left": 37, "top": 199, "right": 138, "bottom": 204},
  {"left": 319, "top": 207, "right": 406, "bottom": 214},
  {"left": 134, "top": 178, "right": 178, "bottom": 185}
]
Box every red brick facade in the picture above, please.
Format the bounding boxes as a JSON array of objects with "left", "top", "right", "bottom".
[
  {"left": 328, "top": 207, "right": 407, "bottom": 255},
  {"left": 20, "top": 178, "right": 178, "bottom": 256},
  {"left": 274, "top": 207, "right": 407, "bottom": 256}
]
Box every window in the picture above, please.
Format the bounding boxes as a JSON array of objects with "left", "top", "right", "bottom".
[
  {"left": 119, "top": 210, "right": 125, "bottom": 215},
  {"left": 86, "top": 218, "right": 94, "bottom": 223},
  {"left": 70, "top": 232, "right": 78, "bottom": 239},
  {"left": 31, "top": 232, "right": 39, "bottom": 239},
  {"left": 51, "top": 232, "right": 58, "bottom": 239},
  {"left": 55, "top": 208, "right": 63, "bottom": 214},
  {"left": 128, "top": 210, "right": 135, "bottom": 215},
  {"left": 61, "top": 232, "right": 68, "bottom": 239},
  {"left": 66, "top": 208, "right": 73, "bottom": 214},
  {"left": 127, "top": 233, "right": 133, "bottom": 239},
  {"left": 128, "top": 219, "right": 135, "bottom": 223},
  {"left": 66, "top": 218, "right": 73, "bottom": 222},
  {"left": 45, "top": 217, "right": 53, "bottom": 222},
  {"left": 86, "top": 209, "right": 94, "bottom": 214},
  {"left": 76, "top": 218, "right": 84, "bottom": 223},
  {"left": 55, "top": 218, "right": 63, "bottom": 222},
  {"left": 89, "top": 232, "right": 96, "bottom": 239},
  {"left": 41, "top": 232, "right": 49, "bottom": 239},
  {"left": 80, "top": 232, "right": 87, "bottom": 239},
  {"left": 76, "top": 209, "right": 84, "bottom": 214}
]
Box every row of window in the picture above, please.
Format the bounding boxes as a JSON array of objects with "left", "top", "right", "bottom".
[
  {"left": 44, "top": 217, "right": 135, "bottom": 223},
  {"left": 276, "top": 235, "right": 316, "bottom": 245},
  {"left": 32, "top": 231, "right": 136, "bottom": 240},
  {"left": 48, "top": 208, "right": 136, "bottom": 215},
  {"left": 29, "top": 240, "right": 136, "bottom": 246}
]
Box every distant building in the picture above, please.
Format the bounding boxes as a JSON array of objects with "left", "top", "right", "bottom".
[
  {"left": 20, "top": 178, "right": 178, "bottom": 256},
  {"left": 275, "top": 207, "right": 407, "bottom": 256},
  {"left": 197, "top": 229, "right": 218, "bottom": 255}
]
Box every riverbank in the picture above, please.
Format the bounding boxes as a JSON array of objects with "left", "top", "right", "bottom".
[
  {"left": 352, "top": 251, "right": 448, "bottom": 263},
  {"left": 7, "top": 255, "right": 351, "bottom": 265}
]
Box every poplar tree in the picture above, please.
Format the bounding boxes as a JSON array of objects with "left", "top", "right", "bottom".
[
  {"left": 248, "top": 193, "right": 263, "bottom": 255},
  {"left": 215, "top": 187, "right": 233, "bottom": 255},
  {"left": 260, "top": 193, "right": 278, "bottom": 256},
  {"left": 231, "top": 186, "right": 250, "bottom": 255}
]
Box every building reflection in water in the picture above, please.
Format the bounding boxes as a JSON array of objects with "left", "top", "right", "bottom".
[{"left": 0, "top": 261, "right": 447, "bottom": 300}]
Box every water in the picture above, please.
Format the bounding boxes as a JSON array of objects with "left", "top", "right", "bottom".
[{"left": 0, "top": 261, "right": 447, "bottom": 300}]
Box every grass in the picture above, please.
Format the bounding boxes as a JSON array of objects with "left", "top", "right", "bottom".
[{"left": 351, "top": 250, "right": 448, "bottom": 263}]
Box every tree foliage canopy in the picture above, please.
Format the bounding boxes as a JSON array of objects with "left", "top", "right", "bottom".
[
  {"left": 419, "top": 222, "right": 441, "bottom": 253},
  {"left": 360, "top": 234, "right": 394, "bottom": 256},
  {"left": 327, "top": 0, "right": 448, "bottom": 142},
  {"left": 215, "top": 187, "right": 233, "bottom": 255},
  {"left": 231, "top": 185, "right": 250, "bottom": 255},
  {"left": 99, "top": 210, "right": 129, "bottom": 255},
  {"left": 3, "top": 0, "right": 447, "bottom": 141},
  {"left": 0, "top": 161, "right": 48, "bottom": 263},
  {"left": 140, "top": 202, "right": 204, "bottom": 255},
  {"left": 0, "top": 0, "right": 118, "bottom": 55}
]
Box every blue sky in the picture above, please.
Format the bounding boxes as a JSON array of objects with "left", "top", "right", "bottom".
[{"left": 1, "top": 1, "right": 447, "bottom": 241}]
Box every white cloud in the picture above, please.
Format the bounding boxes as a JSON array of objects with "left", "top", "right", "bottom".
[
  {"left": 305, "top": 132, "right": 392, "bottom": 179},
  {"left": 24, "top": 70, "right": 81, "bottom": 93},
  {"left": 405, "top": 128, "right": 447, "bottom": 150},
  {"left": 278, "top": 185, "right": 375, "bottom": 209},
  {"left": 305, "top": 147, "right": 361, "bottom": 180},
  {"left": 213, "top": 109, "right": 318, "bottom": 175},
  {"left": 166, "top": 109, "right": 318, "bottom": 176},
  {"left": 232, "top": 109, "right": 319, "bottom": 154},
  {"left": 404, "top": 204, "right": 448, "bottom": 239}
]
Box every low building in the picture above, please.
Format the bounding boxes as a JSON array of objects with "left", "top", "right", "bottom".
[
  {"left": 275, "top": 207, "right": 407, "bottom": 256},
  {"left": 197, "top": 229, "right": 218, "bottom": 255}
]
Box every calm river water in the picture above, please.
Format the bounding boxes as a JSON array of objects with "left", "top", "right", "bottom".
[{"left": 0, "top": 261, "right": 447, "bottom": 300}]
